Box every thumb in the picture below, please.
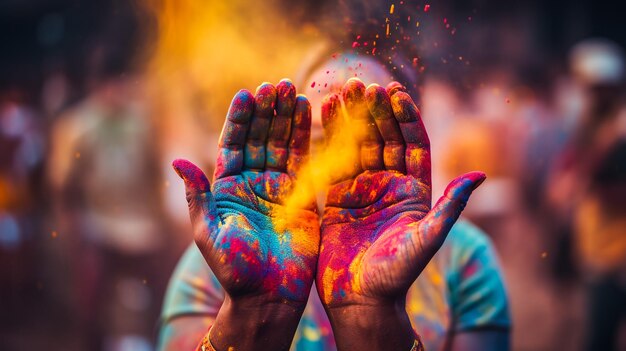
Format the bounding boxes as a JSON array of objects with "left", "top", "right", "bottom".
[
  {"left": 172, "top": 159, "right": 220, "bottom": 250},
  {"left": 418, "top": 171, "right": 486, "bottom": 253}
]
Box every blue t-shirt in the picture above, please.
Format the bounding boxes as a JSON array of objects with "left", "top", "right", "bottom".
[{"left": 160, "top": 220, "right": 510, "bottom": 351}]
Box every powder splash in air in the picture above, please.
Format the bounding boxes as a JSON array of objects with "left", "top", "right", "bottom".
[{"left": 272, "top": 93, "right": 369, "bottom": 229}]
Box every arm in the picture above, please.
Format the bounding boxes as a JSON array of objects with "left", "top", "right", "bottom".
[
  {"left": 170, "top": 80, "right": 319, "bottom": 351},
  {"left": 317, "top": 79, "right": 485, "bottom": 350}
]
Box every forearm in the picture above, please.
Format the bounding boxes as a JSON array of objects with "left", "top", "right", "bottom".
[
  {"left": 326, "top": 299, "right": 420, "bottom": 351},
  {"left": 205, "top": 295, "right": 305, "bottom": 351}
]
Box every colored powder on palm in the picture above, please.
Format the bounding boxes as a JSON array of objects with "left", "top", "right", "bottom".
[{"left": 272, "top": 98, "right": 368, "bottom": 229}]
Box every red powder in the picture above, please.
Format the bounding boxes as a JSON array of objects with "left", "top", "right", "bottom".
[
  {"left": 311, "top": 82, "right": 316, "bottom": 88},
  {"left": 424, "top": 4, "right": 430, "bottom": 12}
]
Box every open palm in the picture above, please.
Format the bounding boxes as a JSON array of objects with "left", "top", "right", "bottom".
[
  {"left": 317, "top": 79, "right": 485, "bottom": 307},
  {"left": 174, "top": 80, "right": 319, "bottom": 305}
]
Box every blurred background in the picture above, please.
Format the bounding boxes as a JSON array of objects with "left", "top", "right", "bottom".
[{"left": 0, "top": 0, "right": 624, "bottom": 350}]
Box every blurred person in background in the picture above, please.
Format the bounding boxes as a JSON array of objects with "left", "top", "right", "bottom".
[
  {"left": 158, "top": 2, "right": 510, "bottom": 351},
  {"left": 47, "top": 15, "right": 172, "bottom": 351},
  {"left": 437, "top": 70, "right": 519, "bottom": 246},
  {"left": 0, "top": 91, "right": 46, "bottom": 329},
  {"left": 547, "top": 38, "right": 626, "bottom": 351}
]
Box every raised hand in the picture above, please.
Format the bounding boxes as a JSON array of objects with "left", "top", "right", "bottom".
[
  {"left": 316, "top": 79, "right": 485, "bottom": 350},
  {"left": 172, "top": 80, "right": 319, "bottom": 351}
]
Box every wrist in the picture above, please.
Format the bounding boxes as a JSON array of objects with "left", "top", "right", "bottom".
[
  {"left": 326, "top": 298, "right": 418, "bottom": 351},
  {"left": 210, "top": 295, "right": 306, "bottom": 351}
]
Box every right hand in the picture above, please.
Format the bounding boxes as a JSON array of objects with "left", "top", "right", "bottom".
[
  {"left": 317, "top": 79, "right": 485, "bottom": 309},
  {"left": 316, "top": 79, "right": 484, "bottom": 351}
]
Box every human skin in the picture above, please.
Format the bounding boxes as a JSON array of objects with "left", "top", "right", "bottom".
[
  {"left": 171, "top": 78, "right": 486, "bottom": 351},
  {"left": 172, "top": 79, "right": 319, "bottom": 351},
  {"left": 317, "top": 78, "right": 486, "bottom": 350}
]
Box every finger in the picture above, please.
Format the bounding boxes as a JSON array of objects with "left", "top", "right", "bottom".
[
  {"left": 390, "top": 91, "right": 431, "bottom": 186},
  {"left": 266, "top": 79, "right": 296, "bottom": 171},
  {"left": 172, "top": 159, "right": 220, "bottom": 253},
  {"left": 287, "top": 95, "right": 311, "bottom": 178},
  {"left": 244, "top": 83, "right": 276, "bottom": 170},
  {"left": 417, "top": 172, "right": 486, "bottom": 254},
  {"left": 342, "top": 78, "right": 383, "bottom": 171},
  {"left": 214, "top": 90, "right": 254, "bottom": 179},
  {"left": 365, "top": 84, "right": 406, "bottom": 172},
  {"left": 386, "top": 81, "right": 407, "bottom": 96},
  {"left": 321, "top": 92, "right": 356, "bottom": 183},
  {"left": 321, "top": 92, "right": 341, "bottom": 141}
]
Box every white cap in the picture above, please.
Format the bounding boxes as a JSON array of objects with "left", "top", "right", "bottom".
[{"left": 570, "top": 38, "right": 625, "bottom": 85}]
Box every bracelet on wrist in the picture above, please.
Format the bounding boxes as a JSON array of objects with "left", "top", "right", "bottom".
[
  {"left": 198, "top": 324, "right": 423, "bottom": 351},
  {"left": 197, "top": 325, "right": 218, "bottom": 351},
  {"left": 411, "top": 336, "right": 425, "bottom": 351}
]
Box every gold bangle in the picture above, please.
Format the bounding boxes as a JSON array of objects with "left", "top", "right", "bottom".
[
  {"left": 410, "top": 335, "right": 425, "bottom": 351},
  {"left": 198, "top": 326, "right": 217, "bottom": 351},
  {"left": 200, "top": 326, "right": 424, "bottom": 351}
]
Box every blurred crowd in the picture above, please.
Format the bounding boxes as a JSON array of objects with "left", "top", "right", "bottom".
[{"left": 0, "top": 0, "right": 624, "bottom": 350}]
